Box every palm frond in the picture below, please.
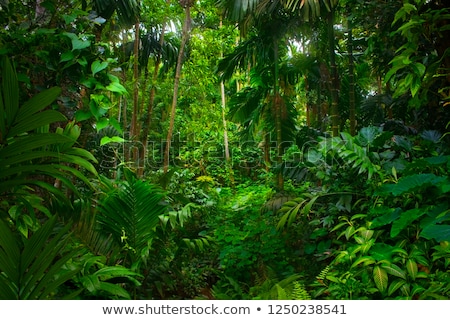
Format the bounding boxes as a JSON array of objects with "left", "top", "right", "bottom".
[
  {"left": 0, "top": 56, "right": 97, "bottom": 207},
  {"left": 94, "top": 0, "right": 140, "bottom": 27},
  {"left": 0, "top": 216, "right": 82, "bottom": 299},
  {"left": 96, "top": 176, "right": 168, "bottom": 269}
]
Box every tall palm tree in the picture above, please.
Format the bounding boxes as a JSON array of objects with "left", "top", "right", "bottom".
[{"left": 218, "top": 0, "right": 341, "bottom": 141}]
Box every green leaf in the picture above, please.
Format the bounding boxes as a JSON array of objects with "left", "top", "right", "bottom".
[
  {"left": 410, "top": 75, "right": 421, "bottom": 97},
  {"left": 383, "top": 263, "right": 406, "bottom": 280},
  {"left": 60, "top": 51, "right": 75, "bottom": 62},
  {"left": 72, "top": 38, "right": 91, "bottom": 51},
  {"left": 75, "top": 109, "right": 92, "bottom": 121},
  {"left": 376, "top": 173, "right": 446, "bottom": 196},
  {"left": 391, "top": 208, "right": 427, "bottom": 238},
  {"left": 100, "top": 136, "right": 126, "bottom": 146},
  {"left": 373, "top": 265, "right": 388, "bottom": 293},
  {"left": 421, "top": 224, "right": 450, "bottom": 242},
  {"left": 351, "top": 256, "right": 376, "bottom": 268},
  {"left": 388, "top": 279, "right": 407, "bottom": 297},
  {"left": 411, "top": 62, "right": 426, "bottom": 77},
  {"left": 369, "top": 243, "right": 399, "bottom": 261},
  {"left": 96, "top": 118, "right": 109, "bottom": 131},
  {"left": 8, "top": 110, "right": 66, "bottom": 138},
  {"left": 91, "top": 60, "right": 108, "bottom": 76},
  {"left": 406, "top": 259, "right": 418, "bottom": 281},
  {"left": 370, "top": 207, "right": 402, "bottom": 229},
  {"left": 1, "top": 56, "right": 19, "bottom": 132},
  {"left": 106, "top": 81, "right": 128, "bottom": 94},
  {"left": 97, "top": 282, "right": 131, "bottom": 299},
  {"left": 16, "top": 86, "right": 61, "bottom": 120}
]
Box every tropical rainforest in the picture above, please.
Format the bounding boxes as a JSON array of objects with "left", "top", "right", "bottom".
[{"left": 0, "top": 0, "right": 450, "bottom": 300}]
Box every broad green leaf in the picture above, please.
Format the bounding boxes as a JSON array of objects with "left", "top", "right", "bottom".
[
  {"left": 94, "top": 266, "right": 141, "bottom": 285},
  {"left": 421, "top": 224, "right": 450, "bottom": 242},
  {"left": 344, "top": 225, "right": 355, "bottom": 240},
  {"left": 96, "top": 118, "right": 109, "bottom": 131},
  {"left": 81, "top": 274, "right": 101, "bottom": 292},
  {"left": 91, "top": 60, "right": 108, "bottom": 76},
  {"left": 410, "top": 75, "right": 421, "bottom": 97},
  {"left": 106, "top": 81, "right": 128, "bottom": 94}
]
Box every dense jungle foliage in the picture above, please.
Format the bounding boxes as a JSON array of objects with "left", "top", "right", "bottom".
[{"left": 1, "top": 0, "right": 450, "bottom": 300}]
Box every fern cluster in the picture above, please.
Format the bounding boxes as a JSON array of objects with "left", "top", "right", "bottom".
[{"left": 290, "top": 281, "right": 311, "bottom": 300}]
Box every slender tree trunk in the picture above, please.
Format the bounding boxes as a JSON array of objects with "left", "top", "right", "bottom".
[
  {"left": 347, "top": 12, "right": 356, "bottom": 136},
  {"left": 121, "top": 30, "right": 129, "bottom": 162},
  {"left": 328, "top": 10, "right": 340, "bottom": 137},
  {"left": 219, "top": 17, "right": 233, "bottom": 184},
  {"left": 163, "top": 5, "right": 191, "bottom": 173},
  {"left": 273, "top": 39, "right": 284, "bottom": 191},
  {"left": 131, "top": 21, "right": 140, "bottom": 166},
  {"left": 220, "top": 81, "right": 230, "bottom": 162}
]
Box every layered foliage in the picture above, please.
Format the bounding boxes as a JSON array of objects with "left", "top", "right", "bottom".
[{"left": 1, "top": 0, "right": 450, "bottom": 301}]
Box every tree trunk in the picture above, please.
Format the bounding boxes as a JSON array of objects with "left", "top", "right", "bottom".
[
  {"left": 121, "top": 30, "right": 129, "bottom": 162},
  {"left": 163, "top": 5, "right": 191, "bottom": 173},
  {"left": 273, "top": 39, "right": 284, "bottom": 191},
  {"left": 219, "top": 17, "right": 233, "bottom": 184},
  {"left": 131, "top": 21, "right": 140, "bottom": 166},
  {"left": 328, "top": 10, "right": 340, "bottom": 137},
  {"left": 347, "top": 12, "right": 356, "bottom": 136}
]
